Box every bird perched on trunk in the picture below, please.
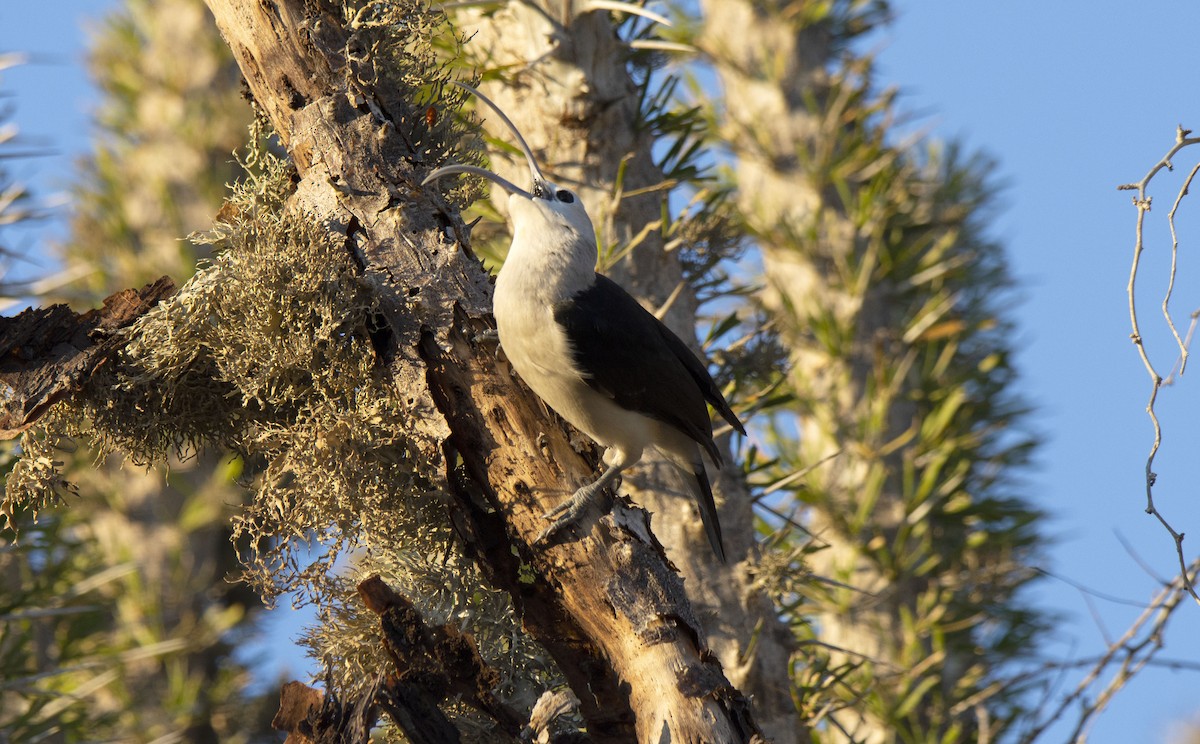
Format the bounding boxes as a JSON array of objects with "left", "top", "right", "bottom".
[{"left": 423, "top": 82, "right": 745, "bottom": 561}]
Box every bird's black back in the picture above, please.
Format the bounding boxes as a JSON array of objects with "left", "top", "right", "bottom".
[{"left": 554, "top": 274, "right": 744, "bottom": 464}]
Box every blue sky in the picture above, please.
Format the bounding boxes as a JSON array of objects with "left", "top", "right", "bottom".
[
  {"left": 881, "top": 3, "right": 1200, "bottom": 741},
  {"left": 5, "top": 2, "right": 1200, "bottom": 742}
]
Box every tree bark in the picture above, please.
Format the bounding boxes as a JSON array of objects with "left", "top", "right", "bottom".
[{"left": 199, "top": 1, "right": 760, "bottom": 741}]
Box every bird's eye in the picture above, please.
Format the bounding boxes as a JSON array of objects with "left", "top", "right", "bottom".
[{"left": 556, "top": 189, "right": 575, "bottom": 203}]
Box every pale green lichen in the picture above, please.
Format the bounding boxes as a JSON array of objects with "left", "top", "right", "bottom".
[{"left": 2, "top": 410, "right": 83, "bottom": 532}]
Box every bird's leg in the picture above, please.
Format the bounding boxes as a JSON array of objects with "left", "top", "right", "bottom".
[{"left": 536, "top": 461, "right": 624, "bottom": 545}]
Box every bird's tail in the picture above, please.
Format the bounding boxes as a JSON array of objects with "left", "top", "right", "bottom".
[{"left": 691, "top": 466, "right": 726, "bottom": 563}]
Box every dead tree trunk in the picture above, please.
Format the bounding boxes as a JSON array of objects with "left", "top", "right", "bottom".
[{"left": 197, "top": 1, "right": 761, "bottom": 741}]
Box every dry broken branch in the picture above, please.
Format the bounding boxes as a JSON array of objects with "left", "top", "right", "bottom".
[
  {"left": 358, "top": 574, "right": 528, "bottom": 740},
  {"left": 272, "top": 678, "right": 381, "bottom": 744},
  {"left": 0, "top": 277, "right": 175, "bottom": 438}
]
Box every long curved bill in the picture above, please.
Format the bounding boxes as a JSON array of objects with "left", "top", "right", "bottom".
[
  {"left": 421, "top": 81, "right": 547, "bottom": 200},
  {"left": 422, "top": 164, "right": 533, "bottom": 199}
]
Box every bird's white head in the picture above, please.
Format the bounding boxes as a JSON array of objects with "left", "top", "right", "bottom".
[
  {"left": 422, "top": 82, "right": 596, "bottom": 251},
  {"left": 508, "top": 178, "right": 595, "bottom": 252}
]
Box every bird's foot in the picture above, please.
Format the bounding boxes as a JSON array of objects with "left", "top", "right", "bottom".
[
  {"left": 473, "top": 328, "right": 500, "bottom": 347},
  {"left": 536, "top": 482, "right": 615, "bottom": 547}
]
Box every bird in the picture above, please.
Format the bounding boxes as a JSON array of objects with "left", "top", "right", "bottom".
[{"left": 423, "top": 82, "right": 745, "bottom": 561}]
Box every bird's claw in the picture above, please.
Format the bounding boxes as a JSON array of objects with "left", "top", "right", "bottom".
[
  {"left": 473, "top": 328, "right": 500, "bottom": 347},
  {"left": 536, "top": 484, "right": 614, "bottom": 546}
]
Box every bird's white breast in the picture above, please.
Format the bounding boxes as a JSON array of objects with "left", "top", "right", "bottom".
[{"left": 493, "top": 204, "right": 653, "bottom": 458}]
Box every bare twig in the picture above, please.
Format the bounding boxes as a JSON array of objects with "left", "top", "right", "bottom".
[
  {"left": 1019, "top": 556, "right": 1200, "bottom": 743},
  {"left": 1033, "top": 566, "right": 1148, "bottom": 609},
  {"left": 1114, "top": 529, "right": 1167, "bottom": 584},
  {"left": 1162, "top": 309, "right": 1200, "bottom": 385},
  {"left": 1163, "top": 161, "right": 1200, "bottom": 368},
  {"left": 1116, "top": 125, "right": 1200, "bottom": 604}
]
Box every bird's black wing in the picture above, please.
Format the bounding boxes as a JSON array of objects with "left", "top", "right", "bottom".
[
  {"left": 554, "top": 274, "right": 743, "bottom": 463},
  {"left": 648, "top": 297, "right": 746, "bottom": 437}
]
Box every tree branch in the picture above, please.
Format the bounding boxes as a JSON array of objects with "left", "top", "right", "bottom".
[
  {"left": 0, "top": 277, "right": 176, "bottom": 438},
  {"left": 358, "top": 574, "right": 527, "bottom": 740},
  {"left": 1118, "top": 125, "right": 1200, "bottom": 606}
]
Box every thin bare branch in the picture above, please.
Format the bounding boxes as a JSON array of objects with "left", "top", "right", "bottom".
[
  {"left": 1019, "top": 557, "right": 1200, "bottom": 743},
  {"left": 1033, "top": 566, "right": 1150, "bottom": 609},
  {"left": 1163, "top": 161, "right": 1200, "bottom": 372},
  {"left": 1114, "top": 529, "right": 1168, "bottom": 584},
  {"left": 1163, "top": 309, "right": 1200, "bottom": 385},
  {"left": 1118, "top": 125, "right": 1200, "bottom": 604}
]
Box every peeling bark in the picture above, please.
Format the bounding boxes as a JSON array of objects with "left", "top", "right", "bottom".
[
  {"left": 272, "top": 679, "right": 380, "bottom": 744},
  {"left": 272, "top": 681, "right": 326, "bottom": 743}
]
